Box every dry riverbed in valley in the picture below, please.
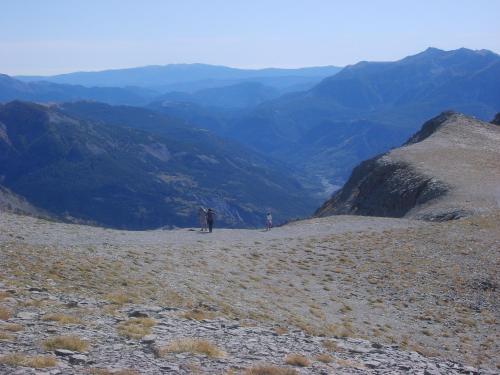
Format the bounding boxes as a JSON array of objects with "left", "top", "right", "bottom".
[{"left": 0, "top": 210, "right": 498, "bottom": 373}]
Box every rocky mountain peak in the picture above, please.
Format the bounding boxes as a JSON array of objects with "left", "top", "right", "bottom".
[
  {"left": 403, "top": 110, "right": 461, "bottom": 145},
  {"left": 315, "top": 112, "right": 500, "bottom": 221}
]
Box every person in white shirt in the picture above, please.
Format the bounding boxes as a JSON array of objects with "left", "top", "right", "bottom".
[
  {"left": 266, "top": 212, "right": 273, "bottom": 231},
  {"left": 198, "top": 207, "right": 208, "bottom": 232}
]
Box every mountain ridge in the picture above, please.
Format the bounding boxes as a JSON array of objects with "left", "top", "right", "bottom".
[
  {"left": 0, "top": 101, "right": 318, "bottom": 229},
  {"left": 15, "top": 63, "right": 342, "bottom": 89},
  {"left": 315, "top": 111, "right": 500, "bottom": 220},
  {"left": 0, "top": 74, "right": 157, "bottom": 105},
  {"left": 220, "top": 47, "right": 500, "bottom": 189}
]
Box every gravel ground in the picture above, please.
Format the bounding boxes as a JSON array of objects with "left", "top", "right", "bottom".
[{"left": 1, "top": 210, "right": 499, "bottom": 373}]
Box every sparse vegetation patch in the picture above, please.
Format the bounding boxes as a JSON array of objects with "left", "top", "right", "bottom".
[
  {"left": 0, "top": 353, "right": 57, "bottom": 368},
  {"left": 284, "top": 353, "right": 310, "bottom": 367},
  {"left": 156, "top": 338, "right": 225, "bottom": 358},
  {"left": 117, "top": 317, "right": 156, "bottom": 339},
  {"left": 42, "top": 335, "right": 89, "bottom": 352}
]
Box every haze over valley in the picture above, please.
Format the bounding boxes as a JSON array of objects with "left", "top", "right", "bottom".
[{"left": 0, "top": 1, "right": 499, "bottom": 374}]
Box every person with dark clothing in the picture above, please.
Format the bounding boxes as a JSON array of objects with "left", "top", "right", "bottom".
[{"left": 206, "top": 208, "right": 215, "bottom": 233}]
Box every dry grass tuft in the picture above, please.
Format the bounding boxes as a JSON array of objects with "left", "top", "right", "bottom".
[
  {"left": 90, "top": 369, "right": 140, "bottom": 375},
  {"left": 284, "top": 353, "right": 310, "bottom": 367},
  {"left": 274, "top": 326, "right": 288, "bottom": 335},
  {"left": 117, "top": 317, "right": 155, "bottom": 339},
  {"left": 322, "top": 339, "right": 338, "bottom": 351},
  {"left": 42, "top": 335, "right": 89, "bottom": 352},
  {"left": 25, "top": 355, "right": 57, "bottom": 368},
  {"left": 0, "top": 307, "right": 12, "bottom": 320},
  {"left": 0, "top": 353, "right": 57, "bottom": 368},
  {"left": 180, "top": 308, "right": 213, "bottom": 321},
  {"left": 156, "top": 338, "right": 225, "bottom": 358},
  {"left": 42, "top": 313, "right": 81, "bottom": 325},
  {"left": 106, "top": 292, "right": 134, "bottom": 306},
  {"left": 0, "top": 291, "right": 11, "bottom": 301},
  {"left": 0, "top": 331, "right": 14, "bottom": 341},
  {"left": 315, "top": 353, "right": 333, "bottom": 363},
  {"left": 244, "top": 365, "right": 298, "bottom": 375},
  {"left": 1, "top": 323, "right": 23, "bottom": 332},
  {"left": 0, "top": 353, "right": 24, "bottom": 366}
]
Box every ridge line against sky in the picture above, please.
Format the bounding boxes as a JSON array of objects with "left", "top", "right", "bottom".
[{"left": 1, "top": 0, "right": 499, "bottom": 75}]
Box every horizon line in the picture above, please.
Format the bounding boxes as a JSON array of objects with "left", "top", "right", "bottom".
[{"left": 6, "top": 46, "right": 499, "bottom": 78}]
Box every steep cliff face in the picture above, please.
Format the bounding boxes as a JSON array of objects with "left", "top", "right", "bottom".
[
  {"left": 314, "top": 157, "right": 449, "bottom": 219},
  {"left": 315, "top": 112, "right": 500, "bottom": 221}
]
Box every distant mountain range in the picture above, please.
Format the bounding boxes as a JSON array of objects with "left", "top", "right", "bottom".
[
  {"left": 16, "top": 63, "right": 342, "bottom": 93},
  {"left": 1, "top": 48, "right": 499, "bottom": 222},
  {"left": 0, "top": 74, "right": 156, "bottom": 106},
  {"left": 0, "top": 101, "right": 318, "bottom": 229},
  {"left": 1, "top": 64, "right": 342, "bottom": 110},
  {"left": 216, "top": 48, "right": 500, "bottom": 187},
  {"left": 156, "top": 82, "right": 281, "bottom": 109}
]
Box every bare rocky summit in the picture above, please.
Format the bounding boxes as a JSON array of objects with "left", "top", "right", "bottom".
[{"left": 315, "top": 112, "right": 500, "bottom": 221}]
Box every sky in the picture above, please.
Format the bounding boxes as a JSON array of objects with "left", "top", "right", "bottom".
[{"left": 1, "top": 0, "right": 499, "bottom": 75}]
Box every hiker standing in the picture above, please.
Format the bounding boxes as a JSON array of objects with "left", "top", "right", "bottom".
[
  {"left": 206, "top": 208, "right": 216, "bottom": 233},
  {"left": 266, "top": 212, "right": 273, "bottom": 231},
  {"left": 198, "top": 207, "right": 208, "bottom": 231}
]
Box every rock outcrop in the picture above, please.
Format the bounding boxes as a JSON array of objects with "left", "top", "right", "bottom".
[
  {"left": 492, "top": 113, "right": 500, "bottom": 125},
  {"left": 315, "top": 112, "right": 500, "bottom": 221},
  {"left": 0, "top": 185, "right": 46, "bottom": 217}
]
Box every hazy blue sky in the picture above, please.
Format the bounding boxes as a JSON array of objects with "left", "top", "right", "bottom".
[{"left": 1, "top": 0, "right": 499, "bottom": 75}]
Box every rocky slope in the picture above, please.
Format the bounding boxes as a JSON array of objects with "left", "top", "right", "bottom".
[
  {"left": 315, "top": 112, "right": 500, "bottom": 221},
  {"left": 0, "top": 290, "right": 487, "bottom": 374},
  {"left": 0, "top": 101, "right": 318, "bottom": 229},
  {"left": 0, "top": 209, "right": 498, "bottom": 373},
  {"left": 218, "top": 48, "right": 500, "bottom": 189},
  {"left": 0, "top": 185, "right": 45, "bottom": 217}
]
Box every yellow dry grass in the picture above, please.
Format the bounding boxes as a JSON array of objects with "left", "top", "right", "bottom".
[
  {"left": 0, "top": 291, "right": 10, "bottom": 301},
  {"left": 156, "top": 338, "right": 225, "bottom": 358},
  {"left": 321, "top": 339, "right": 339, "bottom": 351},
  {"left": 335, "top": 358, "right": 365, "bottom": 369},
  {"left": 42, "top": 313, "right": 81, "bottom": 325},
  {"left": 1, "top": 323, "right": 23, "bottom": 332},
  {"left": 0, "top": 353, "right": 57, "bottom": 368},
  {"left": 42, "top": 335, "right": 89, "bottom": 352},
  {"left": 117, "top": 317, "right": 155, "bottom": 339},
  {"left": 274, "top": 327, "right": 288, "bottom": 335},
  {"left": 244, "top": 365, "right": 298, "bottom": 375},
  {"left": 90, "top": 369, "right": 140, "bottom": 375},
  {"left": 105, "top": 292, "right": 134, "bottom": 306},
  {"left": 0, "top": 331, "right": 14, "bottom": 341},
  {"left": 315, "top": 353, "right": 333, "bottom": 363},
  {"left": 284, "top": 353, "right": 310, "bottom": 367},
  {"left": 0, "top": 307, "right": 12, "bottom": 320}
]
